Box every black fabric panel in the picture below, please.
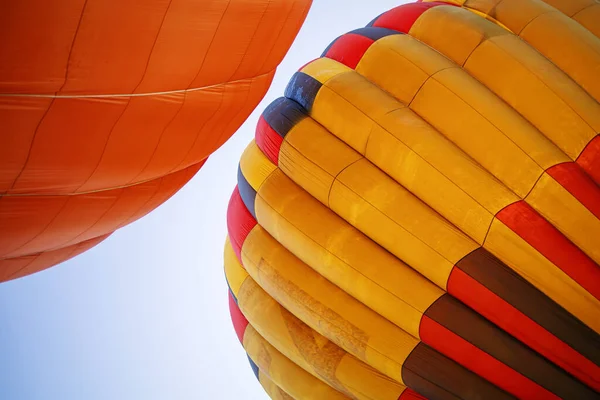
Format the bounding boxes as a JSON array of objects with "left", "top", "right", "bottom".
[
  {"left": 248, "top": 355, "right": 260, "bottom": 380},
  {"left": 262, "top": 97, "right": 306, "bottom": 138},
  {"left": 457, "top": 248, "right": 600, "bottom": 366},
  {"left": 320, "top": 27, "right": 399, "bottom": 57},
  {"left": 348, "top": 27, "right": 400, "bottom": 40},
  {"left": 237, "top": 165, "right": 257, "bottom": 219},
  {"left": 284, "top": 72, "right": 322, "bottom": 112},
  {"left": 402, "top": 343, "right": 515, "bottom": 400},
  {"left": 426, "top": 294, "right": 599, "bottom": 399},
  {"left": 228, "top": 287, "right": 238, "bottom": 305}
]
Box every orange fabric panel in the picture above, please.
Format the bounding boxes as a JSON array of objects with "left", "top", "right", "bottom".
[
  {"left": 75, "top": 95, "right": 186, "bottom": 193},
  {"left": 0, "top": 96, "right": 52, "bottom": 191},
  {"left": 1, "top": 0, "right": 310, "bottom": 95},
  {"left": 189, "top": 0, "right": 291, "bottom": 89},
  {"left": 6, "top": 97, "right": 129, "bottom": 194},
  {"left": 59, "top": 0, "right": 172, "bottom": 95},
  {"left": 116, "top": 163, "right": 201, "bottom": 229},
  {"left": 234, "top": 0, "right": 313, "bottom": 81},
  {"left": 0, "top": 163, "right": 200, "bottom": 261},
  {"left": 134, "top": 0, "right": 237, "bottom": 93},
  {"left": 2, "top": 73, "right": 274, "bottom": 196},
  {"left": 176, "top": 72, "right": 276, "bottom": 171},
  {"left": 0, "top": 195, "right": 69, "bottom": 257},
  {"left": 0, "top": 0, "right": 310, "bottom": 281},
  {"left": 0, "top": 235, "right": 110, "bottom": 282},
  {"left": 0, "top": 0, "right": 86, "bottom": 94}
]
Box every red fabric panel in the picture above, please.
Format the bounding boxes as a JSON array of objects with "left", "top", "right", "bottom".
[
  {"left": 548, "top": 162, "right": 600, "bottom": 219},
  {"left": 448, "top": 267, "right": 600, "bottom": 391},
  {"left": 255, "top": 115, "right": 283, "bottom": 165},
  {"left": 399, "top": 389, "right": 428, "bottom": 400},
  {"left": 371, "top": 2, "right": 455, "bottom": 33},
  {"left": 497, "top": 201, "right": 600, "bottom": 300},
  {"left": 226, "top": 186, "right": 257, "bottom": 263},
  {"left": 323, "top": 33, "right": 375, "bottom": 69},
  {"left": 229, "top": 291, "right": 249, "bottom": 344},
  {"left": 577, "top": 135, "right": 600, "bottom": 185},
  {"left": 420, "top": 316, "right": 560, "bottom": 400}
]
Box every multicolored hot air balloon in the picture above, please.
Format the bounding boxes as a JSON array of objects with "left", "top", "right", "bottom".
[
  {"left": 0, "top": 0, "right": 311, "bottom": 282},
  {"left": 224, "top": 0, "right": 600, "bottom": 399}
]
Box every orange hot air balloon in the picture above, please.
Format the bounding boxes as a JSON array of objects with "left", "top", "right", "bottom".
[
  {"left": 0, "top": 0, "right": 312, "bottom": 282},
  {"left": 224, "top": 1, "right": 600, "bottom": 399}
]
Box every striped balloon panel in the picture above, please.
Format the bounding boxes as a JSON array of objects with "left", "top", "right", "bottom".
[
  {"left": 225, "top": 238, "right": 485, "bottom": 400},
  {"left": 225, "top": 1, "right": 600, "bottom": 399}
]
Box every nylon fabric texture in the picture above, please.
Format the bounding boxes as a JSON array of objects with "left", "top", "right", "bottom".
[
  {"left": 0, "top": 0, "right": 311, "bottom": 281},
  {"left": 224, "top": 1, "right": 600, "bottom": 399}
]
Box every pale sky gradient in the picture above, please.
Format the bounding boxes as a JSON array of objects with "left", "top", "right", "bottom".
[{"left": 0, "top": 2, "right": 405, "bottom": 399}]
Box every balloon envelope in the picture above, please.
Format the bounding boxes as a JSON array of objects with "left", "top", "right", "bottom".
[
  {"left": 0, "top": 0, "right": 311, "bottom": 281},
  {"left": 225, "top": 1, "right": 600, "bottom": 399}
]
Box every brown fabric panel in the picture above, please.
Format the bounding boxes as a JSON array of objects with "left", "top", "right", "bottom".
[
  {"left": 402, "top": 343, "right": 515, "bottom": 400},
  {"left": 457, "top": 248, "right": 600, "bottom": 365},
  {"left": 426, "top": 294, "right": 599, "bottom": 399}
]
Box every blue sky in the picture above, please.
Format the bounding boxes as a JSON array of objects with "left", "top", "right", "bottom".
[{"left": 0, "top": 2, "right": 405, "bottom": 399}]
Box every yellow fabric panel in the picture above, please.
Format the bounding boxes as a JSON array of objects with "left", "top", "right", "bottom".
[
  {"left": 300, "top": 57, "right": 353, "bottom": 85},
  {"left": 238, "top": 278, "right": 350, "bottom": 395},
  {"left": 311, "top": 72, "right": 400, "bottom": 155},
  {"left": 258, "top": 373, "right": 295, "bottom": 400},
  {"left": 279, "top": 120, "right": 477, "bottom": 288},
  {"left": 366, "top": 121, "right": 495, "bottom": 244},
  {"left": 254, "top": 169, "right": 443, "bottom": 339},
  {"left": 469, "top": 0, "right": 600, "bottom": 102},
  {"left": 468, "top": 0, "right": 554, "bottom": 33},
  {"left": 358, "top": 33, "right": 572, "bottom": 168},
  {"left": 573, "top": 4, "right": 600, "bottom": 39},
  {"left": 334, "top": 360, "right": 407, "bottom": 400},
  {"left": 464, "top": 35, "right": 600, "bottom": 159},
  {"left": 526, "top": 173, "right": 600, "bottom": 265},
  {"left": 320, "top": 68, "right": 523, "bottom": 209},
  {"left": 462, "top": 6, "right": 513, "bottom": 31},
  {"left": 300, "top": 65, "right": 518, "bottom": 243},
  {"left": 421, "top": 0, "right": 465, "bottom": 4},
  {"left": 320, "top": 71, "right": 405, "bottom": 123},
  {"left": 540, "top": 0, "right": 597, "bottom": 17},
  {"left": 224, "top": 237, "right": 248, "bottom": 297},
  {"left": 410, "top": 4, "right": 509, "bottom": 66},
  {"left": 411, "top": 77, "right": 542, "bottom": 198},
  {"left": 246, "top": 326, "right": 350, "bottom": 400},
  {"left": 225, "top": 248, "right": 384, "bottom": 399},
  {"left": 240, "top": 139, "right": 277, "bottom": 192},
  {"left": 356, "top": 35, "right": 455, "bottom": 105},
  {"left": 484, "top": 219, "right": 600, "bottom": 334},
  {"left": 332, "top": 159, "right": 478, "bottom": 289},
  {"left": 279, "top": 118, "right": 362, "bottom": 205},
  {"left": 242, "top": 226, "right": 413, "bottom": 395},
  {"left": 224, "top": 247, "right": 316, "bottom": 387},
  {"left": 434, "top": 68, "right": 570, "bottom": 170},
  {"left": 237, "top": 276, "right": 405, "bottom": 400},
  {"left": 411, "top": 0, "right": 600, "bottom": 158}
]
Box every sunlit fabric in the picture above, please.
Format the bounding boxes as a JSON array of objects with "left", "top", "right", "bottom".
[
  {"left": 224, "top": 1, "right": 600, "bottom": 399},
  {"left": 0, "top": 0, "right": 311, "bottom": 282}
]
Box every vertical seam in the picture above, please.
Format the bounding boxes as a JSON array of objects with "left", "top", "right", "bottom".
[{"left": 131, "top": 0, "right": 174, "bottom": 93}]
